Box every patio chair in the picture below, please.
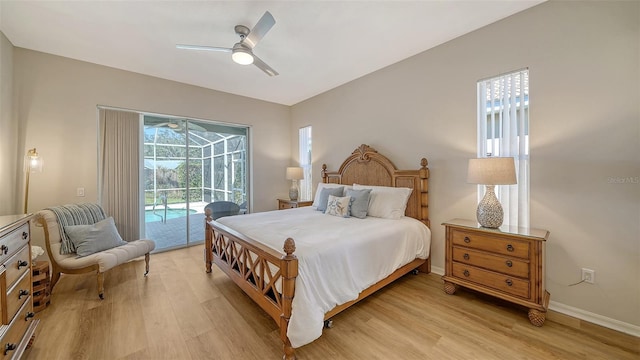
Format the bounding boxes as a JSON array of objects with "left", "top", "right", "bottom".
[{"left": 205, "top": 201, "right": 241, "bottom": 220}]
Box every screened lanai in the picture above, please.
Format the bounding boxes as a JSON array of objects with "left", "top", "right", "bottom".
[{"left": 142, "top": 116, "right": 248, "bottom": 251}]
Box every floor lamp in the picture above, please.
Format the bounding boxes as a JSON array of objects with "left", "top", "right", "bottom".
[{"left": 24, "top": 148, "right": 43, "bottom": 214}]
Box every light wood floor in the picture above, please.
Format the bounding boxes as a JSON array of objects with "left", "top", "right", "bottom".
[{"left": 24, "top": 245, "right": 639, "bottom": 360}]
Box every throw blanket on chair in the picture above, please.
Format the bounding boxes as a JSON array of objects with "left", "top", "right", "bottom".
[{"left": 47, "top": 203, "right": 107, "bottom": 254}]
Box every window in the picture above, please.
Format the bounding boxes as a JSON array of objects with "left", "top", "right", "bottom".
[
  {"left": 477, "top": 69, "right": 529, "bottom": 227},
  {"left": 299, "top": 126, "right": 312, "bottom": 201}
]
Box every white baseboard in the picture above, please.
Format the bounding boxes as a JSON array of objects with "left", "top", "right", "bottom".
[
  {"left": 426, "top": 266, "right": 639, "bottom": 337},
  {"left": 549, "top": 301, "right": 640, "bottom": 337},
  {"left": 430, "top": 265, "right": 444, "bottom": 275}
]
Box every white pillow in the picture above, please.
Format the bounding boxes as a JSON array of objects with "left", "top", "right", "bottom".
[
  {"left": 352, "top": 184, "right": 413, "bottom": 219},
  {"left": 324, "top": 195, "right": 352, "bottom": 218},
  {"left": 311, "top": 182, "right": 353, "bottom": 208}
]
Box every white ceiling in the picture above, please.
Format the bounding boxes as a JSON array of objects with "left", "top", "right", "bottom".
[{"left": 0, "top": 1, "right": 544, "bottom": 106}]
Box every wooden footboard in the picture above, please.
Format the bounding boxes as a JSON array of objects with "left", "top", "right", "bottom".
[{"left": 205, "top": 209, "right": 298, "bottom": 359}]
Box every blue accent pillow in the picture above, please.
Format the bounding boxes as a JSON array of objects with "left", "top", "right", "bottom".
[
  {"left": 316, "top": 186, "right": 344, "bottom": 212},
  {"left": 64, "top": 217, "right": 127, "bottom": 257},
  {"left": 346, "top": 188, "right": 372, "bottom": 219}
]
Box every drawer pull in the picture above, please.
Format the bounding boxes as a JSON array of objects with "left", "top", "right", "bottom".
[
  {"left": 17, "top": 259, "right": 29, "bottom": 269},
  {"left": 506, "top": 244, "right": 514, "bottom": 252},
  {"left": 18, "top": 289, "right": 30, "bottom": 299},
  {"left": 505, "top": 279, "right": 513, "bottom": 286},
  {"left": 0, "top": 245, "right": 7, "bottom": 255},
  {"left": 22, "top": 231, "right": 28, "bottom": 240},
  {"left": 464, "top": 236, "right": 471, "bottom": 243},
  {"left": 463, "top": 270, "right": 470, "bottom": 277},
  {"left": 505, "top": 260, "right": 513, "bottom": 267},
  {"left": 4, "top": 343, "right": 16, "bottom": 355},
  {"left": 25, "top": 312, "right": 35, "bottom": 321},
  {"left": 463, "top": 253, "right": 470, "bottom": 260}
]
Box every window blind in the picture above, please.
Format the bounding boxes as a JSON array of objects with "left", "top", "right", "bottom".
[{"left": 477, "top": 69, "right": 529, "bottom": 228}]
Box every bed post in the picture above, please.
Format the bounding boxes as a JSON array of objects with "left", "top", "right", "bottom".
[
  {"left": 418, "top": 157, "right": 431, "bottom": 274},
  {"left": 204, "top": 208, "right": 213, "bottom": 273},
  {"left": 280, "top": 238, "right": 298, "bottom": 360},
  {"left": 321, "top": 164, "right": 328, "bottom": 183}
]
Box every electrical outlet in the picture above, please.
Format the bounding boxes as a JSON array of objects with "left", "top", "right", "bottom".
[
  {"left": 581, "top": 268, "right": 595, "bottom": 284},
  {"left": 77, "top": 187, "right": 85, "bottom": 197}
]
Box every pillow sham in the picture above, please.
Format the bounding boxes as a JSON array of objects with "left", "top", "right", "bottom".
[
  {"left": 64, "top": 217, "right": 128, "bottom": 257},
  {"left": 311, "top": 183, "right": 352, "bottom": 208},
  {"left": 345, "top": 188, "right": 372, "bottom": 219},
  {"left": 316, "top": 186, "right": 345, "bottom": 212},
  {"left": 324, "top": 195, "right": 352, "bottom": 218},
  {"left": 352, "top": 184, "right": 413, "bottom": 220}
]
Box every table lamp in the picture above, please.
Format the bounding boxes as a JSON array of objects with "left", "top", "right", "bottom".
[
  {"left": 467, "top": 157, "right": 516, "bottom": 228},
  {"left": 286, "top": 167, "right": 304, "bottom": 201}
]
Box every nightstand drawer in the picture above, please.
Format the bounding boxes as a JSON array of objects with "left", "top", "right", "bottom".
[
  {"left": 452, "top": 229, "right": 530, "bottom": 259},
  {"left": 452, "top": 262, "right": 530, "bottom": 299},
  {"left": 452, "top": 247, "right": 529, "bottom": 278},
  {"left": 280, "top": 202, "right": 296, "bottom": 209}
]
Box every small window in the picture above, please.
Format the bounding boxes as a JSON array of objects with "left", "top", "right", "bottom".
[
  {"left": 299, "top": 126, "right": 312, "bottom": 201},
  {"left": 477, "top": 69, "right": 529, "bottom": 227}
]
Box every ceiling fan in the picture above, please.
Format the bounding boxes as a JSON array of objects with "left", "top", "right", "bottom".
[
  {"left": 152, "top": 121, "right": 206, "bottom": 133},
  {"left": 176, "top": 11, "right": 279, "bottom": 77}
]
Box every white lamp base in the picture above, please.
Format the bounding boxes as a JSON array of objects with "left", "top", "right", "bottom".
[{"left": 476, "top": 185, "right": 504, "bottom": 228}]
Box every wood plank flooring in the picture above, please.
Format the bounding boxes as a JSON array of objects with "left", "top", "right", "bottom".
[{"left": 24, "top": 245, "right": 639, "bottom": 360}]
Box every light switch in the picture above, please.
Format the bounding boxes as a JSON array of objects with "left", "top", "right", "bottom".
[{"left": 77, "top": 187, "right": 85, "bottom": 197}]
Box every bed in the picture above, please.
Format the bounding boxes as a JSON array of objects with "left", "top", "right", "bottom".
[{"left": 204, "top": 144, "right": 430, "bottom": 359}]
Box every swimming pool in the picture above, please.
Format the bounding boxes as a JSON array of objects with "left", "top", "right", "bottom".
[{"left": 145, "top": 208, "right": 197, "bottom": 223}]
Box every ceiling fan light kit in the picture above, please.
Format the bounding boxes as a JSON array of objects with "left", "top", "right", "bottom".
[
  {"left": 177, "top": 11, "right": 278, "bottom": 76},
  {"left": 231, "top": 44, "right": 254, "bottom": 65}
]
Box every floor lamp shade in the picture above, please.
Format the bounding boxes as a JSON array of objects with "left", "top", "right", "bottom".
[
  {"left": 24, "top": 148, "right": 43, "bottom": 214},
  {"left": 467, "top": 157, "right": 516, "bottom": 228},
  {"left": 286, "top": 167, "right": 304, "bottom": 201}
]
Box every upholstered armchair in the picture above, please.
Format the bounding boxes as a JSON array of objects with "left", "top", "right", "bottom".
[{"left": 34, "top": 204, "right": 155, "bottom": 299}]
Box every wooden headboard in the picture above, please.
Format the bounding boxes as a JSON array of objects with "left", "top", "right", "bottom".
[{"left": 321, "top": 144, "right": 430, "bottom": 228}]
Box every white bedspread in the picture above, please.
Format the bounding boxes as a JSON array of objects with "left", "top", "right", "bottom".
[{"left": 216, "top": 207, "right": 431, "bottom": 348}]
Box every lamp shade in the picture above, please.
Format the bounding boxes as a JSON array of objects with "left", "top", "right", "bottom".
[
  {"left": 286, "top": 167, "right": 304, "bottom": 180},
  {"left": 467, "top": 157, "right": 517, "bottom": 185}
]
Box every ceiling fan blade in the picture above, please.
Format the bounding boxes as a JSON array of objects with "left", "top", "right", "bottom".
[
  {"left": 243, "top": 11, "right": 275, "bottom": 49},
  {"left": 252, "top": 54, "right": 278, "bottom": 77},
  {"left": 151, "top": 122, "right": 171, "bottom": 128},
  {"left": 187, "top": 122, "right": 207, "bottom": 132},
  {"left": 176, "top": 44, "right": 232, "bottom": 52}
]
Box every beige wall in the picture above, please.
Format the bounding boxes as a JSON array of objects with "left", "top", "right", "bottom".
[
  {"left": 13, "top": 48, "right": 291, "bottom": 250},
  {"left": 0, "top": 32, "right": 18, "bottom": 215},
  {"left": 291, "top": 1, "right": 640, "bottom": 328}
]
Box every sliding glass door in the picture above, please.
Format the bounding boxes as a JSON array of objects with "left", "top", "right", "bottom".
[{"left": 142, "top": 116, "right": 248, "bottom": 251}]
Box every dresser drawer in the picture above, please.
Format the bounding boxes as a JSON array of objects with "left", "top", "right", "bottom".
[
  {"left": 452, "top": 246, "right": 529, "bottom": 278},
  {"left": 452, "top": 262, "right": 530, "bottom": 299},
  {"left": 0, "top": 224, "right": 29, "bottom": 264},
  {"left": 6, "top": 273, "right": 31, "bottom": 323},
  {"left": 451, "top": 229, "right": 530, "bottom": 259},
  {"left": 4, "top": 246, "right": 30, "bottom": 289},
  {"left": 0, "top": 299, "right": 35, "bottom": 360}
]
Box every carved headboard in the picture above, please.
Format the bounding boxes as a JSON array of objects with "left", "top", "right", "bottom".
[{"left": 321, "top": 144, "right": 430, "bottom": 228}]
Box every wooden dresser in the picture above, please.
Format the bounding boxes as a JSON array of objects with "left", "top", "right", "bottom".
[
  {"left": 277, "top": 199, "right": 313, "bottom": 210},
  {"left": 0, "top": 214, "right": 39, "bottom": 359},
  {"left": 442, "top": 218, "right": 550, "bottom": 326}
]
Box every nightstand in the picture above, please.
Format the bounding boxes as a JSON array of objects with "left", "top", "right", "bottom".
[
  {"left": 442, "top": 218, "right": 550, "bottom": 326},
  {"left": 278, "top": 199, "right": 313, "bottom": 210}
]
